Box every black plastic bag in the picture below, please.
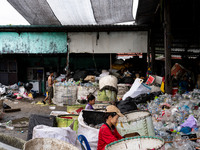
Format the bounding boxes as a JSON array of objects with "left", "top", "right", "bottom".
[
  {"left": 3, "top": 103, "right": 11, "bottom": 109},
  {"left": 116, "top": 99, "right": 137, "bottom": 114},
  {"left": 73, "top": 70, "right": 88, "bottom": 81},
  {"left": 82, "top": 110, "right": 105, "bottom": 126}
]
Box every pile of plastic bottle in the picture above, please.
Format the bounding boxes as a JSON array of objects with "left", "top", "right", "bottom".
[
  {"left": 54, "top": 79, "right": 99, "bottom": 87},
  {"left": 138, "top": 89, "right": 200, "bottom": 150}
]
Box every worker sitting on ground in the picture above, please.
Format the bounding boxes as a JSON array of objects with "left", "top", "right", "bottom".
[
  {"left": 97, "top": 105, "right": 123, "bottom": 150},
  {"left": 85, "top": 93, "right": 95, "bottom": 110}
]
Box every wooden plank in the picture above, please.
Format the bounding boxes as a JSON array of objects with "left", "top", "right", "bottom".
[{"left": 4, "top": 108, "right": 21, "bottom": 113}]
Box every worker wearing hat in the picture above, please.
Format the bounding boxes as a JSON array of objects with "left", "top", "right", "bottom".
[{"left": 97, "top": 105, "right": 124, "bottom": 150}]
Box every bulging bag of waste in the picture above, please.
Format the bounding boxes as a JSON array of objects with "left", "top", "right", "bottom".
[
  {"left": 32, "top": 125, "right": 77, "bottom": 146},
  {"left": 116, "top": 98, "right": 137, "bottom": 114},
  {"left": 123, "top": 92, "right": 162, "bottom": 105},
  {"left": 77, "top": 86, "right": 98, "bottom": 101},
  {"left": 97, "top": 90, "right": 117, "bottom": 102},
  {"left": 10, "top": 83, "right": 19, "bottom": 90},
  {"left": 99, "top": 75, "right": 118, "bottom": 91},
  {"left": 122, "top": 78, "right": 151, "bottom": 100},
  {"left": 24, "top": 138, "right": 78, "bottom": 150},
  {"left": 78, "top": 111, "right": 99, "bottom": 150},
  {"left": 97, "top": 90, "right": 109, "bottom": 101},
  {"left": 0, "top": 87, "right": 6, "bottom": 95},
  {"left": 73, "top": 70, "right": 88, "bottom": 81}
]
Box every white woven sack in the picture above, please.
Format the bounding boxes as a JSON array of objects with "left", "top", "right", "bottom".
[
  {"left": 122, "top": 78, "right": 151, "bottom": 100},
  {"left": 77, "top": 111, "right": 99, "bottom": 150},
  {"left": 32, "top": 125, "right": 77, "bottom": 146},
  {"left": 77, "top": 86, "right": 98, "bottom": 100},
  {"left": 99, "top": 75, "right": 118, "bottom": 90}
]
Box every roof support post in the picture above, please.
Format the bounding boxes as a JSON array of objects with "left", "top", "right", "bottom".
[
  {"left": 151, "top": 44, "right": 156, "bottom": 74},
  {"left": 147, "top": 30, "right": 151, "bottom": 68},
  {"left": 110, "top": 53, "right": 112, "bottom": 70},
  {"left": 66, "top": 40, "right": 70, "bottom": 81},
  {"left": 164, "top": 0, "right": 172, "bottom": 94},
  {"left": 150, "top": 30, "right": 156, "bottom": 74}
]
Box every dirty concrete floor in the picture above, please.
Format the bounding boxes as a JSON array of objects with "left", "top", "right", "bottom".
[{"left": 0, "top": 97, "right": 67, "bottom": 141}]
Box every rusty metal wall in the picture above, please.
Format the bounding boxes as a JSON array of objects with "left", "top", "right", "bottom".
[{"left": 0, "top": 32, "right": 67, "bottom": 54}]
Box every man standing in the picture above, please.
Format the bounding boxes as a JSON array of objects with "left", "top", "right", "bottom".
[{"left": 43, "top": 71, "right": 54, "bottom": 104}]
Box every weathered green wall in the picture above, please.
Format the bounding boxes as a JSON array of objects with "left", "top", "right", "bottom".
[{"left": 0, "top": 32, "right": 67, "bottom": 54}]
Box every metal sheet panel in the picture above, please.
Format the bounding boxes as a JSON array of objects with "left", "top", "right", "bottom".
[
  {"left": 68, "top": 32, "right": 147, "bottom": 53},
  {"left": 0, "top": 32, "right": 67, "bottom": 54}
]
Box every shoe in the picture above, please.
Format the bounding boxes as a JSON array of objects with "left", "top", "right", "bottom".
[{"left": 42, "top": 100, "right": 46, "bottom": 104}]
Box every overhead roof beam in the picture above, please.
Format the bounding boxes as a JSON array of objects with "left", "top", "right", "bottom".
[{"left": 0, "top": 25, "right": 149, "bottom": 32}]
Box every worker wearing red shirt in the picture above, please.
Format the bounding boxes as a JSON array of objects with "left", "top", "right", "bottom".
[{"left": 97, "top": 105, "right": 124, "bottom": 150}]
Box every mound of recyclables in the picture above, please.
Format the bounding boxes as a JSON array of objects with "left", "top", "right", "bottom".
[
  {"left": 0, "top": 83, "right": 18, "bottom": 95},
  {"left": 53, "top": 75, "right": 127, "bottom": 106},
  {"left": 136, "top": 89, "right": 200, "bottom": 149},
  {"left": 75, "top": 78, "right": 163, "bottom": 149},
  {"left": 116, "top": 78, "right": 162, "bottom": 114},
  {"left": 0, "top": 82, "right": 34, "bottom": 100}
]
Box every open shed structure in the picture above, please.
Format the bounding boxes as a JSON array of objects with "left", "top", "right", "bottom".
[{"left": 136, "top": 0, "right": 200, "bottom": 93}]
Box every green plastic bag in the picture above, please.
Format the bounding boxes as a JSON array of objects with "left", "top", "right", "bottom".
[
  {"left": 56, "top": 116, "right": 78, "bottom": 131},
  {"left": 97, "top": 90, "right": 117, "bottom": 101}
]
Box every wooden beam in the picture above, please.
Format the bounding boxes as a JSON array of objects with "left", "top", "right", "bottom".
[
  {"left": 164, "top": 0, "right": 172, "bottom": 94},
  {"left": 147, "top": 30, "right": 151, "bottom": 68},
  {"left": 110, "top": 54, "right": 112, "bottom": 70},
  {"left": 4, "top": 108, "right": 21, "bottom": 113},
  {"left": 151, "top": 30, "right": 156, "bottom": 74}
]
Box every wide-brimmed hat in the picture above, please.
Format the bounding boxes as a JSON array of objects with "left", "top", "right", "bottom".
[{"left": 106, "top": 105, "right": 124, "bottom": 117}]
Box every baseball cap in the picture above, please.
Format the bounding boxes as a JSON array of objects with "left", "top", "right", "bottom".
[{"left": 106, "top": 105, "right": 124, "bottom": 117}]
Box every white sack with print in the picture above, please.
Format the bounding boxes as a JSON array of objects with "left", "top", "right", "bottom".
[{"left": 122, "top": 78, "right": 151, "bottom": 100}]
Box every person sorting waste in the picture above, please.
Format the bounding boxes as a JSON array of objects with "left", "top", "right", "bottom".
[
  {"left": 97, "top": 105, "right": 124, "bottom": 150},
  {"left": 43, "top": 70, "right": 54, "bottom": 104},
  {"left": 85, "top": 93, "right": 95, "bottom": 110}
]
